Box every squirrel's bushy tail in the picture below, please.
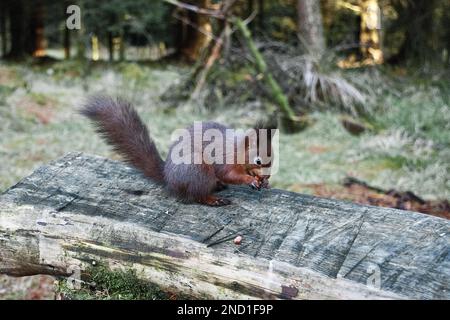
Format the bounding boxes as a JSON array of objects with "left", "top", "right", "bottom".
[{"left": 81, "top": 95, "right": 165, "bottom": 183}]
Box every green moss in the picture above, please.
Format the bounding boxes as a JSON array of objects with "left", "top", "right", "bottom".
[{"left": 57, "top": 264, "right": 170, "bottom": 300}]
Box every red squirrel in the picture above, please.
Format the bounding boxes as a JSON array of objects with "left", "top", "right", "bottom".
[{"left": 81, "top": 96, "right": 275, "bottom": 206}]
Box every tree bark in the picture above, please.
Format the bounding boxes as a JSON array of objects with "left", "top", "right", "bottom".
[
  {"left": 359, "top": 0, "right": 383, "bottom": 64},
  {"left": 297, "top": 0, "right": 325, "bottom": 55},
  {"left": 180, "top": 0, "right": 212, "bottom": 62}
]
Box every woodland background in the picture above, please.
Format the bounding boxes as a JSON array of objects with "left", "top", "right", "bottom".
[{"left": 0, "top": 0, "right": 449, "bottom": 299}]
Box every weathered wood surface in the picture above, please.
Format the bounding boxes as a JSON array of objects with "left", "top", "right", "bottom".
[{"left": 0, "top": 152, "right": 449, "bottom": 299}]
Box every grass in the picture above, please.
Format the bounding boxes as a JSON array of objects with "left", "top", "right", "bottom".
[{"left": 0, "top": 61, "right": 448, "bottom": 201}]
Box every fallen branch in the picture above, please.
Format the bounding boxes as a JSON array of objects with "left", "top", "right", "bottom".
[{"left": 191, "top": 26, "right": 227, "bottom": 98}]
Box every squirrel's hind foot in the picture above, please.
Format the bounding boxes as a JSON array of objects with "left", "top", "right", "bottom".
[{"left": 202, "top": 195, "right": 231, "bottom": 207}]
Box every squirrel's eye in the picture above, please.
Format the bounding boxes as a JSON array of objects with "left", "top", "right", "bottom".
[{"left": 254, "top": 156, "right": 262, "bottom": 165}]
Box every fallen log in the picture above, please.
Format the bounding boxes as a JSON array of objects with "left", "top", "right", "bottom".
[{"left": 0, "top": 152, "right": 449, "bottom": 299}]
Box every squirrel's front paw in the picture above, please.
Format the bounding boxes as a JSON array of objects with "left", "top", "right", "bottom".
[{"left": 249, "top": 177, "right": 262, "bottom": 191}]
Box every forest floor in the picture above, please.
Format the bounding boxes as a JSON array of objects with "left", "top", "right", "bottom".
[{"left": 0, "top": 60, "right": 448, "bottom": 299}]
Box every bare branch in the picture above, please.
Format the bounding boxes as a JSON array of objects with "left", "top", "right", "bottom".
[
  {"left": 164, "top": 0, "right": 225, "bottom": 19},
  {"left": 172, "top": 12, "right": 220, "bottom": 42}
]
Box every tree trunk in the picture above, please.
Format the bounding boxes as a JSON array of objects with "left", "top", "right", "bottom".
[
  {"left": 297, "top": 0, "right": 325, "bottom": 55},
  {"left": 1, "top": 153, "right": 449, "bottom": 299},
  {"left": 7, "top": 0, "right": 45, "bottom": 58},
  {"left": 91, "top": 35, "right": 100, "bottom": 61},
  {"left": 180, "top": 0, "right": 212, "bottom": 62},
  {"left": 63, "top": 1, "right": 71, "bottom": 59},
  {"left": 63, "top": 26, "right": 71, "bottom": 59},
  {"left": 359, "top": 0, "right": 383, "bottom": 64},
  {"left": 29, "top": 0, "right": 45, "bottom": 57},
  {"left": 7, "top": 0, "right": 27, "bottom": 58},
  {"left": 108, "top": 31, "right": 114, "bottom": 62}
]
